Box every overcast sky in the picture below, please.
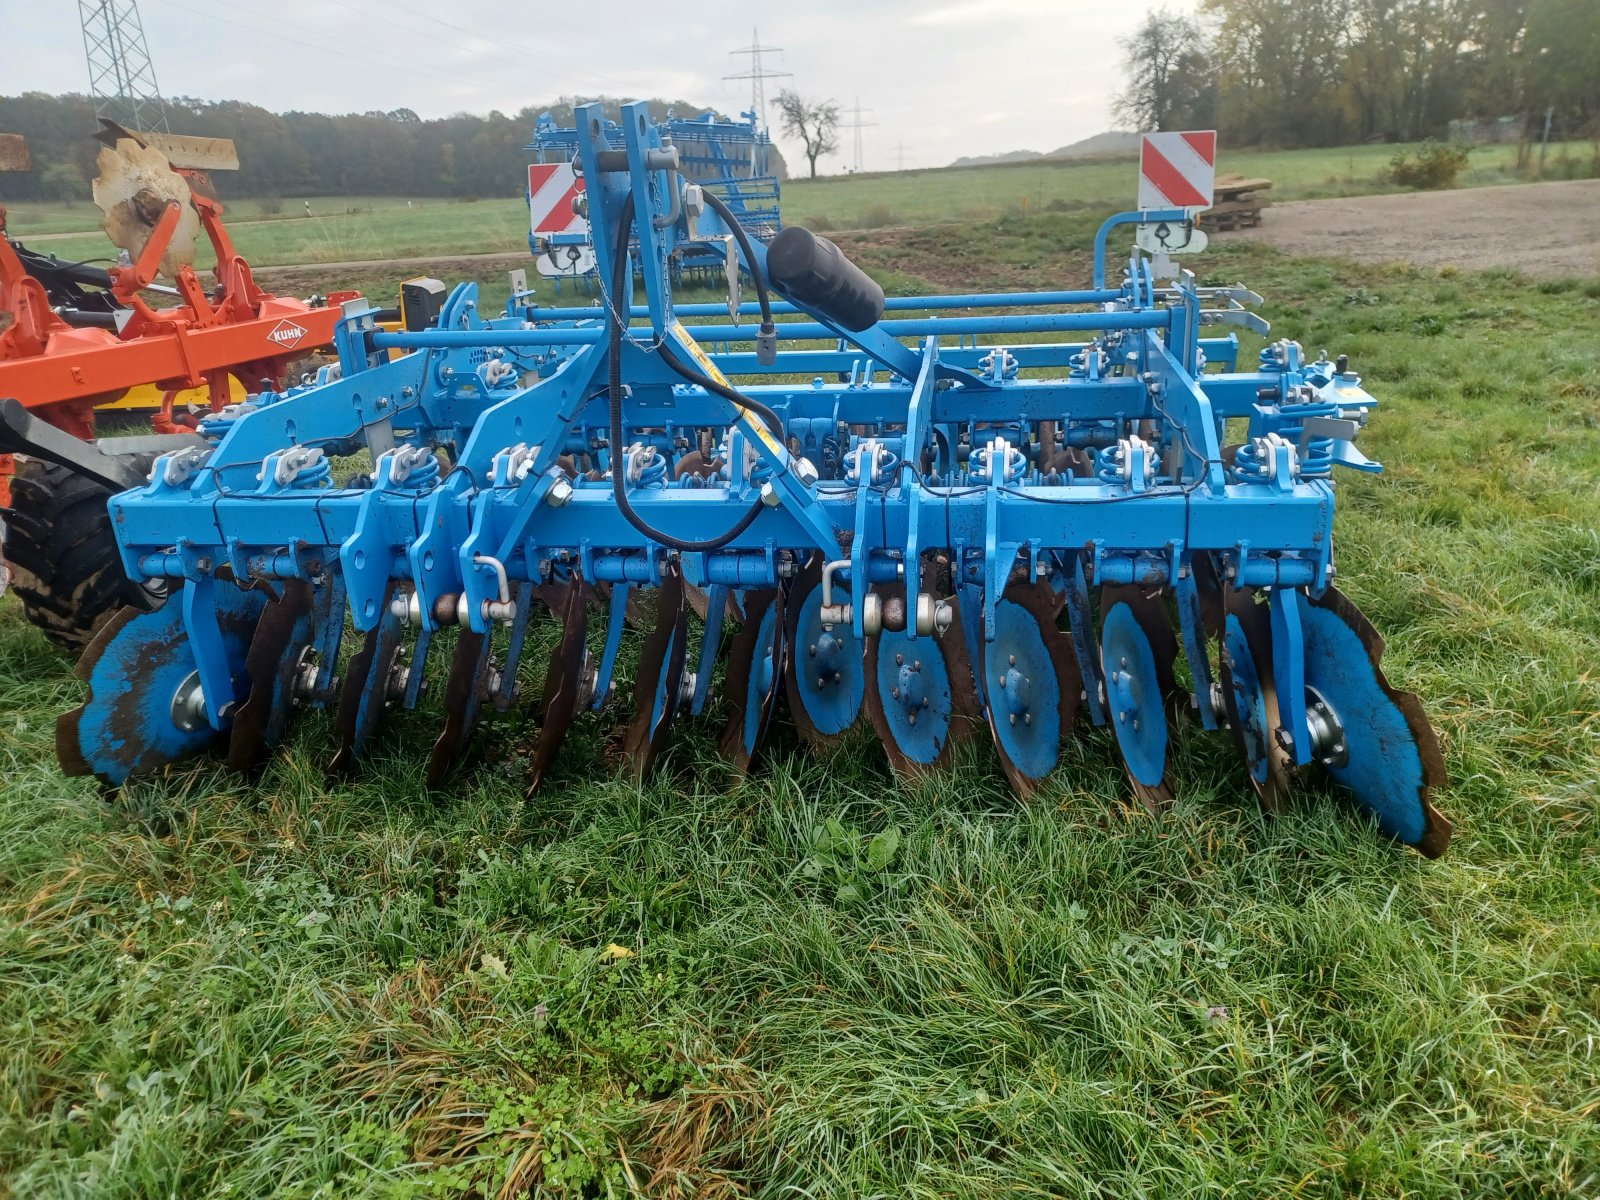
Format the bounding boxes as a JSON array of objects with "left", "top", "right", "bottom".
[{"left": 2, "top": 0, "right": 1196, "bottom": 170}]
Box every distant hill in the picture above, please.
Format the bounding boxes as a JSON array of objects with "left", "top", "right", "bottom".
[
  {"left": 950, "top": 130, "right": 1141, "bottom": 169},
  {"left": 949, "top": 149, "right": 1044, "bottom": 167},
  {"left": 1049, "top": 131, "right": 1141, "bottom": 159}
]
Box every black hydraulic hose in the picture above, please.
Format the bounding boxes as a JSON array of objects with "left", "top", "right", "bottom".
[
  {"left": 53, "top": 307, "right": 120, "bottom": 330},
  {"left": 700, "top": 187, "right": 774, "bottom": 328},
  {"left": 11, "top": 243, "right": 116, "bottom": 290},
  {"left": 605, "top": 194, "right": 768, "bottom": 553},
  {"left": 655, "top": 338, "right": 786, "bottom": 443},
  {"left": 659, "top": 186, "right": 785, "bottom": 438}
]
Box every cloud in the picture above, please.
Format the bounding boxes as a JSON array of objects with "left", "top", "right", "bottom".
[
  {"left": 4, "top": 0, "right": 1196, "bottom": 169},
  {"left": 909, "top": 0, "right": 1072, "bottom": 26}
]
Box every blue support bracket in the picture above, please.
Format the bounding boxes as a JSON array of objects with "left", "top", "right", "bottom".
[
  {"left": 1270, "top": 585, "right": 1310, "bottom": 765},
  {"left": 594, "top": 582, "right": 631, "bottom": 711},
  {"left": 1064, "top": 553, "right": 1107, "bottom": 726},
  {"left": 691, "top": 583, "right": 730, "bottom": 716},
  {"left": 181, "top": 574, "right": 237, "bottom": 732},
  {"left": 1172, "top": 554, "right": 1218, "bottom": 731}
]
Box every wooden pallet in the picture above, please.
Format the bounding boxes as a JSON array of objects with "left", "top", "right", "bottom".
[{"left": 1201, "top": 175, "right": 1272, "bottom": 231}]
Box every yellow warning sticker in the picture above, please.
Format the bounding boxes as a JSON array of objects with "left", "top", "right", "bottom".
[
  {"left": 671, "top": 320, "right": 732, "bottom": 388},
  {"left": 669, "top": 320, "right": 786, "bottom": 457}
]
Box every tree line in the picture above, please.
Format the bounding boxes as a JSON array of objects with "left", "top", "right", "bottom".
[
  {"left": 0, "top": 93, "right": 757, "bottom": 203},
  {"left": 1116, "top": 0, "right": 1600, "bottom": 147}
]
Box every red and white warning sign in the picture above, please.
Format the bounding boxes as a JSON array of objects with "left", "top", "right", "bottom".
[
  {"left": 1137, "top": 131, "right": 1216, "bottom": 212},
  {"left": 527, "top": 162, "right": 587, "bottom": 237}
]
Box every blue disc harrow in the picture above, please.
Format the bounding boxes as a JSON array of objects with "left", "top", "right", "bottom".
[{"left": 55, "top": 103, "right": 1450, "bottom": 856}]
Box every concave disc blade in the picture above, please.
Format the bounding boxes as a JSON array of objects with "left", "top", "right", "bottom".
[
  {"left": 424, "top": 626, "right": 494, "bottom": 787},
  {"left": 865, "top": 582, "right": 970, "bottom": 778},
  {"left": 1216, "top": 583, "right": 1292, "bottom": 813},
  {"left": 58, "top": 581, "right": 266, "bottom": 788},
  {"left": 1103, "top": 583, "right": 1183, "bottom": 718},
  {"left": 1297, "top": 587, "right": 1452, "bottom": 857},
  {"left": 1099, "top": 585, "right": 1176, "bottom": 809},
  {"left": 783, "top": 558, "right": 865, "bottom": 748},
  {"left": 527, "top": 579, "right": 588, "bottom": 796},
  {"left": 228, "top": 578, "right": 316, "bottom": 772},
  {"left": 620, "top": 563, "right": 688, "bottom": 782},
  {"left": 981, "top": 580, "right": 1081, "bottom": 801},
  {"left": 328, "top": 580, "right": 403, "bottom": 778},
  {"left": 717, "top": 587, "right": 784, "bottom": 775}
]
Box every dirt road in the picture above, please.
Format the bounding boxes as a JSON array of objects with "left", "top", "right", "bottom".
[{"left": 1233, "top": 178, "right": 1600, "bottom": 278}]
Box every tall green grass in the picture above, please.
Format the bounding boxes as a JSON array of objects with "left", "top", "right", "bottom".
[{"left": 1, "top": 235, "right": 1597, "bottom": 1197}]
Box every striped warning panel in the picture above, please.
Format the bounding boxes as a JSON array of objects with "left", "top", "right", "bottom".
[
  {"left": 527, "top": 162, "right": 587, "bottom": 236},
  {"left": 1137, "top": 131, "right": 1216, "bottom": 212}
]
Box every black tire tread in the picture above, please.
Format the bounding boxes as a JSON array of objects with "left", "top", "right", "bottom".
[{"left": 3, "top": 456, "right": 159, "bottom": 654}]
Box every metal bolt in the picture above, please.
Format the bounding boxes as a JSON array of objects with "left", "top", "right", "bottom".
[
  {"left": 833, "top": 671, "right": 842, "bottom": 683},
  {"left": 169, "top": 671, "right": 208, "bottom": 732},
  {"left": 1133, "top": 718, "right": 1140, "bottom": 731},
  {"left": 1008, "top": 654, "right": 1016, "bottom": 666},
  {"left": 809, "top": 643, "right": 817, "bottom": 657},
  {"left": 892, "top": 687, "right": 900, "bottom": 699},
  {"left": 1023, "top": 713, "right": 1031, "bottom": 725},
  {"left": 1009, "top": 713, "right": 1017, "bottom": 725},
  {"left": 908, "top": 712, "right": 917, "bottom": 726},
  {"left": 895, "top": 653, "right": 904, "bottom": 665}
]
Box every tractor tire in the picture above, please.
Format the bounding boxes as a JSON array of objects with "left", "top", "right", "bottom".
[{"left": 2, "top": 455, "right": 163, "bottom": 655}]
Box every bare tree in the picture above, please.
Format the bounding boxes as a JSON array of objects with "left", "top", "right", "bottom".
[
  {"left": 772, "top": 89, "right": 840, "bottom": 178},
  {"left": 1113, "top": 7, "right": 1211, "bottom": 131}
]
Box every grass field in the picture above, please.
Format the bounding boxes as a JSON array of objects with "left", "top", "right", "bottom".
[
  {"left": 6, "top": 138, "right": 1598, "bottom": 272},
  {"left": 784, "top": 138, "right": 1600, "bottom": 229},
  {"left": 2, "top": 194, "right": 466, "bottom": 238},
  {"left": 5, "top": 195, "right": 536, "bottom": 275},
  {"left": 2, "top": 214, "right": 1600, "bottom": 1196}
]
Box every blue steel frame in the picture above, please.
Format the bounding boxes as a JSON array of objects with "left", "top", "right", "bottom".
[
  {"left": 97, "top": 100, "right": 1385, "bottom": 783},
  {"left": 527, "top": 107, "right": 781, "bottom": 277}
]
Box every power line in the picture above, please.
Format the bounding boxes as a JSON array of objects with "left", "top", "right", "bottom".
[
  {"left": 147, "top": 0, "right": 510, "bottom": 105},
  {"left": 840, "top": 96, "right": 876, "bottom": 173},
  {"left": 724, "top": 27, "right": 790, "bottom": 128},
  {"left": 890, "top": 142, "right": 916, "bottom": 171},
  {"left": 372, "top": 0, "right": 654, "bottom": 96},
  {"left": 148, "top": 0, "right": 463, "bottom": 84}
]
